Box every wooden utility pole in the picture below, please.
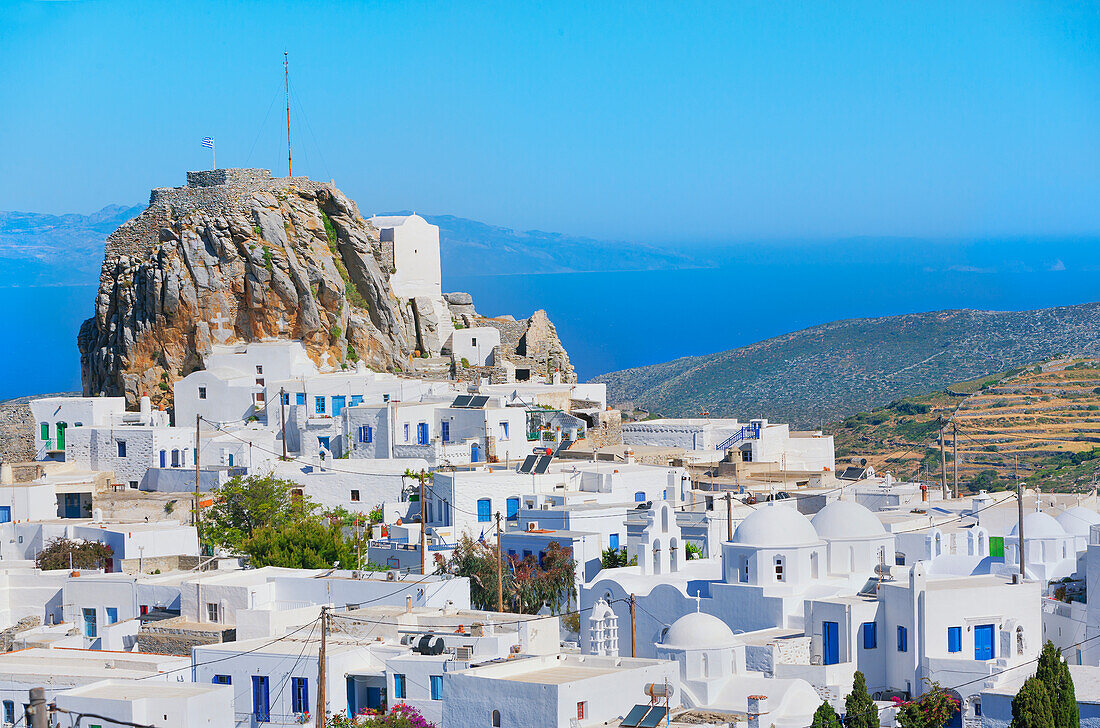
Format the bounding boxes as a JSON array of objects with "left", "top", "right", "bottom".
[
  {"left": 725, "top": 493, "right": 733, "bottom": 542},
  {"left": 316, "top": 606, "right": 328, "bottom": 728},
  {"left": 284, "top": 52, "right": 293, "bottom": 177},
  {"left": 952, "top": 423, "right": 959, "bottom": 498},
  {"left": 495, "top": 512, "right": 504, "bottom": 612},
  {"left": 629, "top": 594, "right": 637, "bottom": 657},
  {"left": 419, "top": 471, "right": 427, "bottom": 575},
  {"left": 939, "top": 427, "right": 948, "bottom": 499},
  {"left": 1016, "top": 455, "right": 1025, "bottom": 581},
  {"left": 280, "top": 387, "right": 288, "bottom": 461},
  {"left": 28, "top": 688, "right": 46, "bottom": 728},
  {"left": 194, "top": 414, "right": 202, "bottom": 535}
]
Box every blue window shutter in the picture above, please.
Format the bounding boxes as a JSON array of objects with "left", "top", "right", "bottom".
[
  {"left": 296, "top": 392, "right": 306, "bottom": 405},
  {"left": 822, "top": 621, "right": 839, "bottom": 665},
  {"left": 477, "top": 499, "right": 492, "bottom": 523},
  {"left": 948, "top": 626, "right": 962, "bottom": 653},
  {"left": 610, "top": 533, "right": 620, "bottom": 550},
  {"left": 897, "top": 626, "right": 907, "bottom": 652},
  {"left": 393, "top": 674, "right": 406, "bottom": 699},
  {"left": 862, "top": 622, "right": 876, "bottom": 649},
  {"left": 430, "top": 675, "right": 443, "bottom": 700},
  {"left": 634, "top": 492, "right": 645, "bottom": 502},
  {"left": 506, "top": 497, "right": 519, "bottom": 519}
]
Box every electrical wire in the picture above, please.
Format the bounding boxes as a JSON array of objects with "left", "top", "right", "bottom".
[{"left": 52, "top": 707, "right": 156, "bottom": 728}]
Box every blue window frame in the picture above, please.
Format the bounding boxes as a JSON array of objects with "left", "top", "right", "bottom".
[
  {"left": 500, "top": 422, "right": 509, "bottom": 440},
  {"left": 296, "top": 392, "right": 306, "bottom": 405},
  {"left": 83, "top": 607, "right": 97, "bottom": 638},
  {"left": 393, "top": 674, "right": 406, "bottom": 699},
  {"left": 441, "top": 421, "right": 450, "bottom": 443},
  {"left": 897, "top": 626, "right": 908, "bottom": 652},
  {"left": 610, "top": 533, "right": 620, "bottom": 550},
  {"left": 3, "top": 701, "right": 13, "bottom": 725},
  {"left": 359, "top": 426, "right": 373, "bottom": 443},
  {"left": 948, "top": 626, "right": 962, "bottom": 653},
  {"left": 116, "top": 440, "right": 126, "bottom": 457},
  {"left": 318, "top": 436, "right": 330, "bottom": 451},
  {"left": 315, "top": 396, "right": 326, "bottom": 415},
  {"left": 822, "top": 621, "right": 839, "bottom": 665},
  {"left": 506, "top": 497, "right": 519, "bottom": 519},
  {"left": 430, "top": 675, "right": 443, "bottom": 700},
  {"left": 975, "top": 624, "right": 995, "bottom": 660},
  {"left": 634, "top": 491, "right": 646, "bottom": 502},
  {"left": 417, "top": 422, "right": 429, "bottom": 445},
  {"left": 228, "top": 453, "right": 234, "bottom": 466},
  {"left": 252, "top": 675, "right": 270, "bottom": 722},
  {"left": 291, "top": 677, "right": 309, "bottom": 714},
  {"left": 862, "top": 622, "right": 877, "bottom": 649},
  {"left": 106, "top": 607, "right": 118, "bottom": 624},
  {"left": 213, "top": 675, "right": 231, "bottom": 685},
  {"left": 404, "top": 424, "right": 410, "bottom": 442},
  {"left": 281, "top": 392, "right": 290, "bottom": 405},
  {"left": 332, "top": 396, "right": 346, "bottom": 416},
  {"left": 0, "top": 506, "right": 9, "bottom": 524},
  {"left": 159, "top": 450, "right": 166, "bottom": 468},
  {"left": 171, "top": 449, "right": 180, "bottom": 467},
  {"left": 350, "top": 395, "right": 363, "bottom": 406},
  {"left": 477, "top": 498, "right": 492, "bottom": 523}
]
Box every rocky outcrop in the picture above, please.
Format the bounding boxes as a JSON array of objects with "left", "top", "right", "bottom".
[{"left": 79, "top": 169, "right": 577, "bottom": 407}]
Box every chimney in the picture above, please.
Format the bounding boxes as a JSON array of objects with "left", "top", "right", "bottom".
[
  {"left": 406, "top": 595, "right": 413, "bottom": 613},
  {"left": 0, "top": 463, "right": 12, "bottom": 485},
  {"left": 625, "top": 448, "right": 635, "bottom": 465},
  {"left": 920, "top": 484, "right": 928, "bottom": 502},
  {"left": 140, "top": 394, "right": 152, "bottom": 418},
  {"left": 747, "top": 695, "right": 768, "bottom": 728}
]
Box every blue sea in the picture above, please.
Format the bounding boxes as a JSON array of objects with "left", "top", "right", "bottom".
[{"left": 2, "top": 237, "right": 1098, "bottom": 401}]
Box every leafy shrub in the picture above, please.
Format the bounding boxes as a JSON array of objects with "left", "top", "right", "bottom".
[{"left": 36, "top": 538, "right": 113, "bottom": 570}]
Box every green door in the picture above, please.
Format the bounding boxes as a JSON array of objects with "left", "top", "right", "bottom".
[{"left": 56, "top": 422, "right": 67, "bottom": 451}]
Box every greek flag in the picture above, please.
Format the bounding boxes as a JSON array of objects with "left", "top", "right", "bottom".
[{"left": 202, "top": 137, "right": 215, "bottom": 149}]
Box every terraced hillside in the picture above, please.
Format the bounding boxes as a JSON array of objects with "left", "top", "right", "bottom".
[{"left": 826, "top": 358, "right": 1100, "bottom": 492}]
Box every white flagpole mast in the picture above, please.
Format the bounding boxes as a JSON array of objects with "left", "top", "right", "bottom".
[{"left": 212, "top": 139, "right": 216, "bottom": 170}]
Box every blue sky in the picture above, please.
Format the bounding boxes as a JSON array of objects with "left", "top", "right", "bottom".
[{"left": 1, "top": 1, "right": 1098, "bottom": 242}]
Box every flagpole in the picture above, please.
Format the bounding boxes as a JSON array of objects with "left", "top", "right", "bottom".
[{"left": 212, "top": 140, "right": 215, "bottom": 171}]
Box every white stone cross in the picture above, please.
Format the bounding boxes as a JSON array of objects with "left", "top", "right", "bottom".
[
  {"left": 210, "top": 310, "right": 232, "bottom": 343},
  {"left": 319, "top": 350, "right": 333, "bottom": 371},
  {"left": 277, "top": 314, "right": 289, "bottom": 334}
]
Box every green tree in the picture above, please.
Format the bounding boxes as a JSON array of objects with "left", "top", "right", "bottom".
[
  {"left": 440, "top": 534, "right": 576, "bottom": 614},
  {"left": 204, "top": 473, "right": 316, "bottom": 549},
  {"left": 1035, "top": 641, "right": 1079, "bottom": 728},
  {"left": 243, "top": 520, "right": 361, "bottom": 570},
  {"left": 35, "top": 537, "right": 114, "bottom": 570},
  {"left": 896, "top": 681, "right": 959, "bottom": 728},
  {"left": 812, "top": 701, "right": 843, "bottom": 728},
  {"left": 1011, "top": 676, "right": 1055, "bottom": 728},
  {"left": 844, "top": 671, "right": 879, "bottom": 728},
  {"left": 601, "top": 547, "right": 635, "bottom": 569}
]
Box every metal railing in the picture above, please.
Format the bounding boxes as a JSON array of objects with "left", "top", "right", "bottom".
[{"left": 716, "top": 424, "right": 761, "bottom": 451}]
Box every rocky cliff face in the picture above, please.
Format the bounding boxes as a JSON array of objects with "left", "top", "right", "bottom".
[{"left": 79, "top": 169, "right": 574, "bottom": 407}]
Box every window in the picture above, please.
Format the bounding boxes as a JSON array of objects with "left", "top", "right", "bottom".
[
  {"left": 897, "top": 626, "right": 908, "bottom": 652},
  {"left": 610, "top": 533, "right": 619, "bottom": 550},
  {"left": 40, "top": 423, "right": 49, "bottom": 440},
  {"left": 3, "top": 700, "right": 13, "bottom": 725},
  {"left": 252, "top": 676, "right": 270, "bottom": 722},
  {"left": 129, "top": 480, "right": 138, "bottom": 489},
  {"left": 159, "top": 450, "right": 166, "bottom": 468},
  {"left": 477, "top": 498, "right": 492, "bottom": 523},
  {"left": 116, "top": 440, "right": 126, "bottom": 457},
  {"left": 383, "top": 393, "right": 390, "bottom": 403},
  {"left": 441, "top": 421, "right": 450, "bottom": 443},
  {"left": 523, "top": 550, "right": 533, "bottom": 559},
  {"left": 296, "top": 392, "right": 306, "bottom": 406},
  {"left": 171, "top": 449, "right": 180, "bottom": 467},
  {"left": 255, "top": 391, "right": 265, "bottom": 403},
  {"left": 773, "top": 556, "right": 785, "bottom": 582},
  {"left": 281, "top": 392, "right": 290, "bottom": 405},
  {"left": 948, "top": 626, "right": 962, "bottom": 653},
  {"left": 291, "top": 677, "right": 309, "bottom": 714},
  {"left": 430, "top": 675, "right": 443, "bottom": 700},
  {"left": 332, "top": 395, "right": 346, "bottom": 416},
  {"left": 634, "top": 491, "right": 646, "bottom": 502},
  {"left": 507, "top": 497, "right": 519, "bottom": 520},
  {"left": 499, "top": 422, "right": 510, "bottom": 440},
  {"left": 862, "top": 622, "right": 877, "bottom": 649},
  {"left": 198, "top": 386, "right": 207, "bottom": 400},
  {"left": 207, "top": 603, "right": 219, "bottom": 623},
  {"left": 351, "top": 395, "right": 363, "bottom": 406},
  {"left": 577, "top": 702, "right": 587, "bottom": 720},
  {"left": 393, "top": 674, "right": 406, "bottom": 699},
  {"left": 256, "top": 365, "right": 263, "bottom": 375},
  {"left": 213, "top": 675, "right": 231, "bottom": 685},
  {"left": 351, "top": 490, "right": 360, "bottom": 502},
  {"left": 492, "top": 710, "right": 501, "bottom": 727},
  {"left": 318, "top": 436, "right": 330, "bottom": 451},
  {"left": 106, "top": 607, "right": 118, "bottom": 624},
  {"left": 139, "top": 605, "right": 149, "bottom": 616},
  {"left": 359, "top": 425, "right": 373, "bottom": 443},
  {"left": 83, "top": 607, "right": 97, "bottom": 638},
  {"left": 404, "top": 424, "right": 410, "bottom": 442},
  {"left": 974, "top": 700, "right": 982, "bottom": 717},
  {"left": 471, "top": 337, "right": 477, "bottom": 346},
  {"left": 417, "top": 422, "right": 429, "bottom": 445},
  {"left": 315, "top": 396, "right": 326, "bottom": 415}
]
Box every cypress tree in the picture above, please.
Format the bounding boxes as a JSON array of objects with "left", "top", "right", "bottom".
[
  {"left": 844, "top": 671, "right": 880, "bottom": 728},
  {"left": 812, "top": 701, "right": 843, "bottom": 728},
  {"left": 1011, "top": 676, "right": 1055, "bottom": 728},
  {"left": 1035, "top": 641, "right": 1079, "bottom": 728}
]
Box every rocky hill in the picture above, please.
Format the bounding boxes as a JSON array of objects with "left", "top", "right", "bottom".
[
  {"left": 78, "top": 168, "right": 573, "bottom": 407},
  {"left": 595, "top": 303, "right": 1100, "bottom": 427}
]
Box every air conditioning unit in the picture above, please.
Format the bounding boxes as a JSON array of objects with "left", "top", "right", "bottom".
[
  {"left": 386, "top": 570, "right": 399, "bottom": 581},
  {"left": 455, "top": 645, "right": 473, "bottom": 661}
]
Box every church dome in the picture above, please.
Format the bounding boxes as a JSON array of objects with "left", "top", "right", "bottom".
[
  {"left": 660, "top": 612, "right": 740, "bottom": 650},
  {"left": 732, "top": 505, "right": 819, "bottom": 547},
  {"left": 1055, "top": 507, "right": 1100, "bottom": 537},
  {"left": 811, "top": 500, "right": 886, "bottom": 540},
  {"left": 1008, "top": 511, "right": 1066, "bottom": 539}
]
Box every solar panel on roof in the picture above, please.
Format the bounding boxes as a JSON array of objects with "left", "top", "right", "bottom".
[
  {"left": 469, "top": 395, "right": 489, "bottom": 408},
  {"left": 638, "top": 706, "right": 668, "bottom": 728},
  {"left": 518, "top": 455, "right": 537, "bottom": 474},
  {"left": 452, "top": 395, "right": 473, "bottom": 408},
  {"left": 533, "top": 455, "right": 552, "bottom": 474},
  {"left": 620, "top": 706, "right": 651, "bottom": 728}
]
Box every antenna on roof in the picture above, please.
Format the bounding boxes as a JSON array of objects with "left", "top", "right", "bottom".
[{"left": 284, "top": 51, "right": 292, "bottom": 177}]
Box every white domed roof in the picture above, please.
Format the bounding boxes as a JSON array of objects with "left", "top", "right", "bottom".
[
  {"left": 661, "top": 611, "right": 740, "bottom": 650},
  {"left": 1056, "top": 507, "right": 1100, "bottom": 537},
  {"left": 811, "top": 500, "right": 886, "bottom": 540},
  {"left": 732, "top": 505, "right": 819, "bottom": 547},
  {"left": 1008, "top": 511, "right": 1066, "bottom": 539}
]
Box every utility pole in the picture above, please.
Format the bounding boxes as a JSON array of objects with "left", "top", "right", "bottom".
[
  {"left": 939, "top": 427, "right": 948, "bottom": 499},
  {"left": 28, "top": 687, "right": 46, "bottom": 728},
  {"left": 316, "top": 606, "right": 328, "bottom": 728},
  {"left": 280, "top": 387, "right": 288, "bottom": 461},
  {"left": 725, "top": 493, "right": 733, "bottom": 542},
  {"left": 495, "top": 512, "right": 504, "bottom": 612},
  {"left": 952, "top": 423, "right": 959, "bottom": 498},
  {"left": 284, "top": 51, "right": 293, "bottom": 177},
  {"left": 194, "top": 414, "right": 202, "bottom": 537},
  {"left": 1016, "top": 454, "right": 1025, "bottom": 581},
  {"left": 629, "top": 594, "right": 637, "bottom": 658},
  {"left": 419, "top": 470, "right": 428, "bottom": 575}
]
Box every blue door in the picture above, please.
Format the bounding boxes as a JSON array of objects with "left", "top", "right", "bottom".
[
  {"left": 318, "top": 436, "right": 330, "bottom": 451},
  {"left": 822, "top": 621, "right": 839, "bottom": 665},
  {"left": 471, "top": 443, "right": 480, "bottom": 462},
  {"left": 441, "top": 421, "right": 450, "bottom": 443},
  {"left": 974, "top": 624, "right": 994, "bottom": 660},
  {"left": 417, "top": 422, "right": 429, "bottom": 445},
  {"left": 83, "top": 608, "right": 97, "bottom": 638},
  {"left": 366, "top": 686, "right": 383, "bottom": 710},
  {"left": 507, "top": 497, "right": 519, "bottom": 519},
  {"left": 252, "top": 676, "right": 270, "bottom": 722},
  {"left": 609, "top": 533, "right": 620, "bottom": 550},
  {"left": 332, "top": 396, "right": 346, "bottom": 416},
  {"left": 64, "top": 493, "right": 81, "bottom": 518}
]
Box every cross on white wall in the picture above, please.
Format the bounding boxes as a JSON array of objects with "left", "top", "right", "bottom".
[
  {"left": 319, "top": 350, "right": 333, "bottom": 371},
  {"left": 210, "top": 310, "right": 232, "bottom": 343}
]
